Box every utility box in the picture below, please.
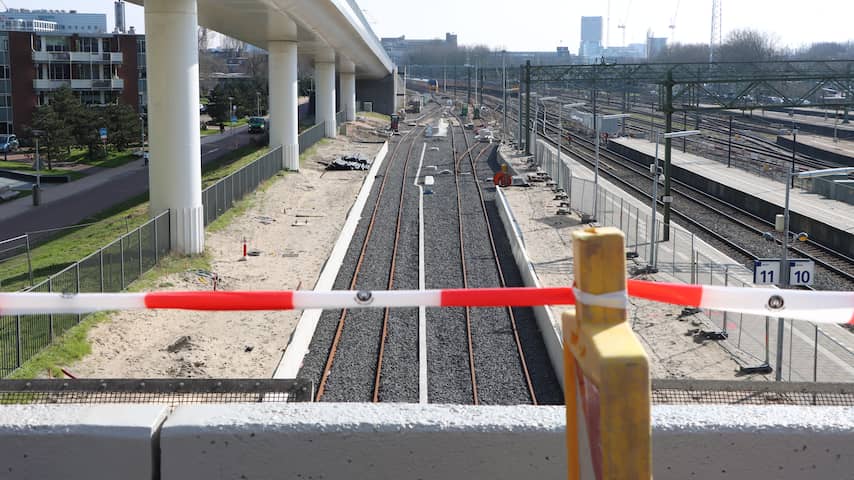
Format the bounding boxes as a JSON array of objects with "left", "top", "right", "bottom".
[{"left": 390, "top": 114, "right": 400, "bottom": 132}]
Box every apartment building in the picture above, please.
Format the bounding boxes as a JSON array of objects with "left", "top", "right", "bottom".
[{"left": 0, "top": 30, "right": 145, "bottom": 135}]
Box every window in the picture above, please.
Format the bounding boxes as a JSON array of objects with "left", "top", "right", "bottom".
[
  {"left": 45, "top": 37, "right": 68, "bottom": 52},
  {"left": 0, "top": 66, "right": 8, "bottom": 79},
  {"left": 79, "top": 37, "right": 98, "bottom": 53},
  {"left": 0, "top": 96, "right": 11, "bottom": 108}
]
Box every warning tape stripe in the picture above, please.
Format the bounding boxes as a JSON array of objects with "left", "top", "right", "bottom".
[{"left": 0, "top": 282, "right": 851, "bottom": 325}]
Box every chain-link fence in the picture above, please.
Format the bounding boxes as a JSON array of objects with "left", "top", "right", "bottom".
[
  {"left": 534, "top": 139, "right": 854, "bottom": 383},
  {"left": 1, "top": 122, "right": 334, "bottom": 377},
  {"left": 201, "top": 147, "right": 283, "bottom": 226},
  {"left": 0, "top": 211, "right": 170, "bottom": 377}
]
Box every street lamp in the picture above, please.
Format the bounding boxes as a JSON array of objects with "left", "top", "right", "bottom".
[
  {"left": 31, "top": 129, "right": 44, "bottom": 206},
  {"left": 775, "top": 165, "right": 854, "bottom": 380},
  {"left": 648, "top": 129, "right": 700, "bottom": 271},
  {"left": 256, "top": 92, "right": 261, "bottom": 117},
  {"left": 592, "top": 113, "right": 632, "bottom": 220}
]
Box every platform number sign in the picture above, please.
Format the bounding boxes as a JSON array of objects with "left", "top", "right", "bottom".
[
  {"left": 753, "top": 260, "right": 780, "bottom": 285},
  {"left": 99, "top": 127, "right": 107, "bottom": 140},
  {"left": 788, "top": 259, "right": 815, "bottom": 286}
]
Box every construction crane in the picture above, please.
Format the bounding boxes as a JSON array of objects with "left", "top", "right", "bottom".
[
  {"left": 616, "top": 0, "right": 632, "bottom": 47},
  {"left": 710, "top": 0, "right": 722, "bottom": 62},
  {"left": 668, "top": 0, "right": 680, "bottom": 42}
]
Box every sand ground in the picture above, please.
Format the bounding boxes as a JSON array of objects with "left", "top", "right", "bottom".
[
  {"left": 502, "top": 175, "right": 769, "bottom": 381},
  {"left": 67, "top": 116, "right": 387, "bottom": 378}
]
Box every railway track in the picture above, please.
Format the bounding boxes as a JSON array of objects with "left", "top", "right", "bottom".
[
  {"left": 301, "top": 101, "right": 562, "bottom": 404},
  {"left": 495, "top": 100, "right": 854, "bottom": 290}
]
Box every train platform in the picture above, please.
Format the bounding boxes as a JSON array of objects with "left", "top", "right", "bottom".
[
  {"left": 777, "top": 132, "right": 854, "bottom": 166},
  {"left": 610, "top": 137, "right": 854, "bottom": 237}
]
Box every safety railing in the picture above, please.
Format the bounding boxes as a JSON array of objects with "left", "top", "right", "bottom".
[
  {"left": 535, "top": 139, "right": 854, "bottom": 383},
  {"left": 298, "top": 122, "right": 326, "bottom": 154},
  {"left": 0, "top": 211, "right": 170, "bottom": 377}
]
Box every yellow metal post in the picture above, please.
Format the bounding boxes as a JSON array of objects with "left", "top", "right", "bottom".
[{"left": 563, "top": 227, "right": 651, "bottom": 479}]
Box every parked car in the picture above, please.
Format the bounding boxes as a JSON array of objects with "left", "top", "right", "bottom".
[{"left": 0, "top": 134, "right": 19, "bottom": 153}]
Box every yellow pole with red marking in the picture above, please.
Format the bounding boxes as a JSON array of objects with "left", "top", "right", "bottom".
[{"left": 563, "top": 227, "right": 651, "bottom": 479}]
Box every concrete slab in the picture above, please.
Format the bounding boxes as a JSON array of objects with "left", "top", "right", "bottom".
[
  {"left": 0, "top": 404, "right": 167, "bottom": 480},
  {"left": 613, "top": 137, "right": 854, "bottom": 234},
  {"left": 160, "top": 403, "right": 567, "bottom": 479}
]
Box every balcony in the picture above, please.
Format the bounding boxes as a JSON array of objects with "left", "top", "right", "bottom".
[
  {"left": 32, "top": 51, "right": 123, "bottom": 63},
  {"left": 33, "top": 78, "right": 124, "bottom": 90}
]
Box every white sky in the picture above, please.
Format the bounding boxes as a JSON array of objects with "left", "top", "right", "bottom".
[{"left": 10, "top": 0, "right": 854, "bottom": 53}]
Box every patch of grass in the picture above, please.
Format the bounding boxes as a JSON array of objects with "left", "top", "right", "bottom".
[
  {"left": 200, "top": 127, "right": 220, "bottom": 137},
  {"left": 0, "top": 144, "right": 268, "bottom": 292},
  {"left": 0, "top": 160, "right": 82, "bottom": 178},
  {"left": 5, "top": 311, "right": 112, "bottom": 380},
  {"left": 66, "top": 148, "right": 140, "bottom": 169},
  {"left": 5, "top": 251, "right": 212, "bottom": 380},
  {"left": 202, "top": 145, "right": 268, "bottom": 187}
]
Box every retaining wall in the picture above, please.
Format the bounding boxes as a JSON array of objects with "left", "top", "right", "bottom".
[
  {"left": 2, "top": 403, "right": 853, "bottom": 479},
  {"left": 775, "top": 135, "right": 854, "bottom": 167}
]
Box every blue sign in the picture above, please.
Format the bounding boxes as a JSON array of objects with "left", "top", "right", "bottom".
[
  {"left": 230, "top": 115, "right": 238, "bottom": 123},
  {"left": 99, "top": 127, "right": 108, "bottom": 140}
]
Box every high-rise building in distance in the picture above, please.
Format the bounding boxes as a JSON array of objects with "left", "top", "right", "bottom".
[{"left": 580, "top": 16, "right": 603, "bottom": 58}]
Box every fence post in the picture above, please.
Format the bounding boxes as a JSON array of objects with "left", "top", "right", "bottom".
[
  {"left": 48, "top": 277, "right": 54, "bottom": 343},
  {"left": 25, "top": 233, "right": 33, "bottom": 287},
  {"left": 138, "top": 226, "right": 143, "bottom": 276},
  {"left": 15, "top": 314, "right": 22, "bottom": 369},
  {"left": 153, "top": 215, "right": 159, "bottom": 264},
  {"left": 563, "top": 227, "right": 651, "bottom": 479},
  {"left": 99, "top": 249, "right": 105, "bottom": 292},
  {"left": 75, "top": 262, "right": 81, "bottom": 325},
  {"left": 813, "top": 326, "right": 819, "bottom": 382},
  {"left": 120, "top": 237, "right": 126, "bottom": 289},
  {"left": 722, "top": 266, "right": 729, "bottom": 336}
]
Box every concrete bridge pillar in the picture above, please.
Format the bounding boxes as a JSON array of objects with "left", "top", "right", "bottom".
[
  {"left": 144, "top": 0, "right": 203, "bottom": 254},
  {"left": 340, "top": 59, "right": 356, "bottom": 122},
  {"left": 268, "top": 32, "right": 299, "bottom": 170},
  {"left": 315, "top": 50, "right": 337, "bottom": 138}
]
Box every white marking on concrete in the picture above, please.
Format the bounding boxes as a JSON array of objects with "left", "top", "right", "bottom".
[
  {"left": 274, "top": 142, "right": 389, "bottom": 379},
  {"left": 414, "top": 142, "right": 428, "bottom": 404}
]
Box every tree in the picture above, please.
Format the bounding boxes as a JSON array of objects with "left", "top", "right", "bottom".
[
  {"left": 73, "top": 106, "right": 106, "bottom": 159},
  {"left": 718, "top": 29, "right": 778, "bottom": 62},
  {"left": 656, "top": 43, "right": 710, "bottom": 63},
  {"left": 105, "top": 102, "right": 141, "bottom": 151},
  {"left": 30, "top": 104, "right": 73, "bottom": 169}
]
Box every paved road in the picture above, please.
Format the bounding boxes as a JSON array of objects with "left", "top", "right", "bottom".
[{"left": 0, "top": 126, "right": 253, "bottom": 241}]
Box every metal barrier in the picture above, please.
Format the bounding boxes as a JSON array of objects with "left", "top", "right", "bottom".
[
  {"left": 298, "top": 122, "right": 326, "bottom": 154},
  {"left": 0, "top": 211, "right": 171, "bottom": 377},
  {"left": 535, "top": 140, "right": 854, "bottom": 383},
  {"left": 201, "top": 147, "right": 283, "bottom": 226},
  {"left": 0, "top": 378, "right": 313, "bottom": 404},
  {"left": 336, "top": 110, "right": 346, "bottom": 125}
]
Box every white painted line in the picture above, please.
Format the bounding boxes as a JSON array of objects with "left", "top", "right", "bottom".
[
  {"left": 274, "top": 142, "right": 390, "bottom": 380},
  {"left": 414, "top": 142, "right": 428, "bottom": 404}
]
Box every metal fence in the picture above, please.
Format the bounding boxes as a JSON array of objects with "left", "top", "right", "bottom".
[
  {"left": 535, "top": 139, "right": 854, "bottom": 383},
  {"left": 0, "top": 211, "right": 171, "bottom": 377},
  {"left": 0, "top": 378, "right": 313, "bottom": 404},
  {"left": 201, "top": 147, "right": 283, "bottom": 226},
  {"left": 0, "top": 122, "right": 334, "bottom": 377},
  {"left": 299, "top": 122, "right": 326, "bottom": 154}
]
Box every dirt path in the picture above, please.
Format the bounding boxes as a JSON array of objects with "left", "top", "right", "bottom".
[{"left": 68, "top": 117, "right": 387, "bottom": 378}]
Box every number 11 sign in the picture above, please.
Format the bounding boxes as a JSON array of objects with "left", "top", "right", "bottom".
[{"left": 753, "top": 260, "right": 780, "bottom": 285}]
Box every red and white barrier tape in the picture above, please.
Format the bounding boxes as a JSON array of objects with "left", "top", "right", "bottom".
[{"left": 0, "top": 281, "right": 851, "bottom": 325}]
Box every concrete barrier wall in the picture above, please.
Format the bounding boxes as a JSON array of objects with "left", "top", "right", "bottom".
[
  {"left": 494, "top": 154, "right": 564, "bottom": 390},
  {"left": 0, "top": 404, "right": 167, "bottom": 480},
  {"left": 2, "top": 403, "right": 853, "bottom": 478}
]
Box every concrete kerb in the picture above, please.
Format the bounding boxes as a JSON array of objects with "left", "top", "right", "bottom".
[
  {"left": 494, "top": 182, "right": 565, "bottom": 391},
  {"left": 273, "top": 141, "right": 390, "bottom": 380}
]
